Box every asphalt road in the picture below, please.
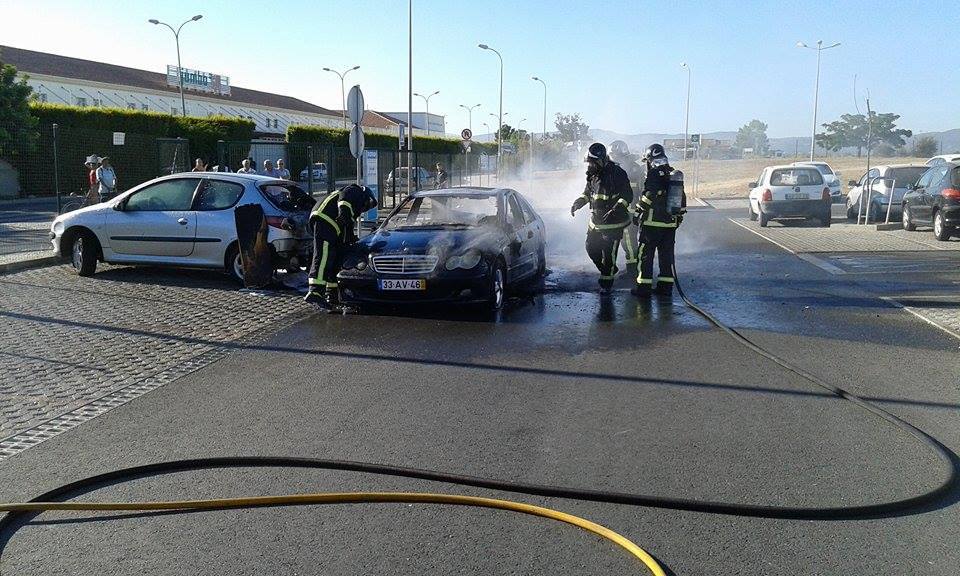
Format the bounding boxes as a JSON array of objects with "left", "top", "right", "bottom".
[{"left": 1, "top": 205, "right": 959, "bottom": 575}]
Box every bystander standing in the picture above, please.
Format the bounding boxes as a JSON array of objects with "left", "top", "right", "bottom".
[
  {"left": 276, "top": 159, "right": 291, "bottom": 180},
  {"left": 95, "top": 157, "right": 118, "bottom": 201},
  {"left": 237, "top": 159, "right": 257, "bottom": 174}
]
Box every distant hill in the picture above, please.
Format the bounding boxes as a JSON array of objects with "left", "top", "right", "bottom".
[{"left": 590, "top": 128, "right": 960, "bottom": 156}]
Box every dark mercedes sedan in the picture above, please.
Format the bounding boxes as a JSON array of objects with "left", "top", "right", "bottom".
[
  {"left": 337, "top": 187, "right": 546, "bottom": 310},
  {"left": 902, "top": 161, "right": 960, "bottom": 241}
]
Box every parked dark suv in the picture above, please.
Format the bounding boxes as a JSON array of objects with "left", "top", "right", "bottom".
[{"left": 902, "top": 162, "right": 960, "bottom": 241}]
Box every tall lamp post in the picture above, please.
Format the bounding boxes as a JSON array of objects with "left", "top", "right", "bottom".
[
  {"left": 680, "top": 62, "right": 691, "bottom": 161},
  {"left": 531, "top": 77, "right": 547, "bottom": 137},
  {"left": 414, "top": 90, "right": 440, "bottom": 135},
  {"left": 479, "top": 43, "right": 504, "bottom": 178},
  {"left": 149, "top": 14, "right": 203, "bottom": 117},
  {"left": 459, "top": 103, "right": 481, "bottom": 134},
  {"left": 323, "top": 66, "right": 360, "bottom": 129},
  {"left": 797, "top": 40, "right": 841, "bottom": 161}
]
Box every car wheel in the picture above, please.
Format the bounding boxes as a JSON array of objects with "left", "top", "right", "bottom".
[
  {"left": 902, "top": 204, "right": 916, "bottom": 231},
  {"left": 933, "top": 210, "right": 952, "bottom": 241},
  {"left": 70, "top": 230, "right": 98, "bottom": 277},
  {"left": 488, "top": 260, "right": 506, "bottom": 311},
  {"left": 869, "top": 202, "right": 883, "bottom": 224},
  {"left": 226, "top": 243, "right": 244, "bottom": 284},
  {"left": 748, "top": 202, "right": 758, "bottom": 222},
  {"left": 758, "top": 208, "right": 770, "bottom": 227},
  {"left": 536, "top": 245, "right": 546, "bottom": 278},
  {"left": 846, "top": 201, "right": 857, "bottom": 221}
]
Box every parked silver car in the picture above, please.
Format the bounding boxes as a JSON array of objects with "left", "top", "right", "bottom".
[
  {"left": 846, "top": 164, "right": 927, "bottom": 222},
  {"left": 50, "top": 173, "right": 314, "bottom": 282}
]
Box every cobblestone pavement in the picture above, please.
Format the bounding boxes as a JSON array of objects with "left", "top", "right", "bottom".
[
  {"left": 0, "top": 221, "right": 52, "bottom": 255},
  {"left": 0, "top": 264, "right": 304, "bottom": 459},
  {"left": 728, "top": 216, "right": 960, "bottom": 253}
]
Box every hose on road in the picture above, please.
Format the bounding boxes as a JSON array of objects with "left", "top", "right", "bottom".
[{"left": 1, "top": 263, "right": 956, "bottom": 576}]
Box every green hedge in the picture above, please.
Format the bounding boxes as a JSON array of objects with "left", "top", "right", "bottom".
[
  {"left": 287, "top": 125, "right": 497, "bottom": 155},
  {"left": 29, "top": 103, "right": 254, "bottom": 160}
]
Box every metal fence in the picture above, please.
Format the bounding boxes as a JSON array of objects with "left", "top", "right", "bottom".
[{"left": 0, "top": 123, "right": 502, "bottom": 256}]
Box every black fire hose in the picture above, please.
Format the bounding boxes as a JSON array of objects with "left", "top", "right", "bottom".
[{"left": 1, "top": 264, "right": 957, "bottom": 569}]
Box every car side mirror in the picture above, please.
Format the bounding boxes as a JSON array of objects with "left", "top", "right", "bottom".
[
  {"left": 112, "top": 201, "right": 124, "bottom": 211},
  {"left": 848, "top": 180, "right": 858, "bottom": 187},
  {"left": 748, "top": 182, "right": 757, "bottom": 189}
]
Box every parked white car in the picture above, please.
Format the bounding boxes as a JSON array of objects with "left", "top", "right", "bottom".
[
  {"left": 846, "top": 164, "right": 928, "bottom": 222},
  {"left": 925, "top": 154, "right": 960, "bottom": 167},
  {"left": 747, "top": 165, "right": 832, "bottom": 227},
  {"left": 50, "top": 173, "right": 314, "bottom": 282},
  {"left": 791, "top": 161, "right": 842, "bottom": 200}
]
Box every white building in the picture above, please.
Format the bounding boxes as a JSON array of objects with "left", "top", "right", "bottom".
[{"left": 2, "top": 45, "right": 401, "bottom": 137}]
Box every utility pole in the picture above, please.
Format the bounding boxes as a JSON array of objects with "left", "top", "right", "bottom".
[{"left": 798, "top": 40, "right": 841, "bottom": 161}]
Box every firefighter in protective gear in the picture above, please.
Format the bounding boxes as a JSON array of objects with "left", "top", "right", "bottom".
[
  {"left": 304, "top": 184, "right": 378, "bottom": 310},
  {"left": 571, "top": 142, "right": 634, "bottom": 294},
  {"left": 632, "top": 143, "right": 686, "bottom": 297},
  {"left": 607, "top": 141, "right": 644, "bottom": 274}
]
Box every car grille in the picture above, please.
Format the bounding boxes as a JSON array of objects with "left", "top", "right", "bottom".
[{"left": 372, "top": 254, "right": 438, "bottom": 274}]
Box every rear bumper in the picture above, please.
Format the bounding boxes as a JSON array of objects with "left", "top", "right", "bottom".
[
  {"left": 760, "top": 200, "right": 830, "bottom": 219},
  {"left": 941, "top": 204, "right": 960, "bottom": 226}
]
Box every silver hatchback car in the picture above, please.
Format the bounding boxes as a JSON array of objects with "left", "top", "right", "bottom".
[{"left": 50, "top": 172, "right": 314, "bottom": 282}]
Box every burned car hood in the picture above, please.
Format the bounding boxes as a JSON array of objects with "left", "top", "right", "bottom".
[{"left": 352, "top": 227, "right": 502, "bottom": 257}]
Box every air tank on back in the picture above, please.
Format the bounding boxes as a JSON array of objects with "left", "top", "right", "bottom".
[{"left": 668, "top": 169, "right": 685, "bottom": 215}]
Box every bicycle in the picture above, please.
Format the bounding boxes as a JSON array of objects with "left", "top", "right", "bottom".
[{"left": 59, "top": 189, "right": 112, "bottom": 214}]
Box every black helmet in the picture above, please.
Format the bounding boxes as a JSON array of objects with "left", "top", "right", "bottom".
[
  {"left": 642, "top": 143, "right": 666, "bottom": 162},
  {"left": 609, "top": 140, "right": 630, "bottom": 157},
  {"left": 584, "top": 142, "right": 608, "bottom": 163}
]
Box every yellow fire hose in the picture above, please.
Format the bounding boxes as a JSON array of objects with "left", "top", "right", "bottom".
[{"left": 0, "top": 492, "right": 665, "bottom": 575}]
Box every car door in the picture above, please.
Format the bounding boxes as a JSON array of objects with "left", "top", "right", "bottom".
[
  {"left": 104, "top": 178, "right": 200, "bottom": 257},
  {"left": 750, "top": 169, "right": 767, "bottom": 212},
  {"left": 915, "top": 165, "right": 949, "bottom": 223},
  {"left": 516, "top": 193, "right": 545, "bottom": 269},
  {"left": 505, "top": 193, "right": 535, "bottom": 280},
  {"left": 192, "top": 178, "right": 247, "bottom": 264}
]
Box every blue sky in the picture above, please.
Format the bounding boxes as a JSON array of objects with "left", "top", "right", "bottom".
[{"left": 3, "top": 0, "right": 956, "bottom": 137}]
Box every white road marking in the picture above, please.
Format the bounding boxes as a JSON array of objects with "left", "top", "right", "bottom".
[
  {"left": 880, "top": 297, "right": 960, "bottom": 343},
  {"left": 727, "top": 218, "right": 797, "bottom": 254},
  {"left": 795, "top": 253, "right": 845, "bottom": 275},
  {"left": 692, "top": 197, "right": 710, "bottom": 207}
]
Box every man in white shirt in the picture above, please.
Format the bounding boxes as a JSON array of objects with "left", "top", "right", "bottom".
[
  {"left": 95, "top": 157, "right": 118, "bottom": 201},
  {"left": 262, "top": 159, "right": 279, "bottom": 178},
  {"left": 236, "top": 159, "right": 257, "bottom": 174}
]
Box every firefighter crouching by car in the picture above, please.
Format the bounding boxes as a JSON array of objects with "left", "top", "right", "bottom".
[
  {"left": 571, "top": 142, "right": 633, "bottom": 295},
  {"left": 632, "top": 143, "right": 686, "bottom": 297},
  {"left": 304, "top": 184, "right": 378, "bottom": 311}
]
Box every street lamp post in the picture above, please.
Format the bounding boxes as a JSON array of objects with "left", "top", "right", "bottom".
[
  {"left": 479, "top": 43, "right": 504, "bottom": 178},
  {"left": 149, "top": 14, "right": 203, "bottom": 117},
  {"left": 531, "top": 77, "right": 547, "bottom": 137},
  {"left": 680, "top": 62, "right": 691, "bottom": 161},
  {"left": 459, "top": 103, "right": 481, "bottom": 134},
  {"left": 414, "top": 90, "right": 440, "bottom": 135},
  {"left": 323, "top": 66, "right": 360, "bottom": 129},
  {"left": 798, "top": 40, "right": 841, "bottom": 161}
]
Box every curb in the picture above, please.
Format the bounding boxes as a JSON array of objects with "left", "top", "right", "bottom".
[
  {"left": 875, "top": 223, "right": 903, "bottom": 231},
  {"left": 0, "top": 255, "right": 61, "bottom": 275}
]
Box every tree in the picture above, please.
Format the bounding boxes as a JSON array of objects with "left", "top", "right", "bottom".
[
  {"left": 734, "top": 120, "right": 769, "bottom": 154},
  {"left": 815, "top": 112, "right": 912, "bottom": 157},
  {"left": 0, "top": 56, "right": 38, "bottom": 160},
  {"left": 554, "top": 113, "right": 589, "bottom": 144},
  {"left": 496, "top": 123, "right": 517, "bottom": 143},
  {"left": 914, "top": 136, "right": 938, "bottom": 158}
]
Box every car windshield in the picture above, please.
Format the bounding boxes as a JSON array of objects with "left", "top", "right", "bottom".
[
  {"left": 887, "top": 167, "right": 927, "bottom": 187},
  {"left": 770, "top": 168, "right": 824, "bottom": 186},
  {"left": 381, "top": 195, "right": 498, "bottom": 229}
]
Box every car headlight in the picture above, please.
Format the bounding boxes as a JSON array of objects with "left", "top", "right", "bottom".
[
  {"left": 343, "top": 254, "right": 369, "bottom": 270},
  {"left": 445, "top": 250, "right": 482, "bottom": 270}
]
